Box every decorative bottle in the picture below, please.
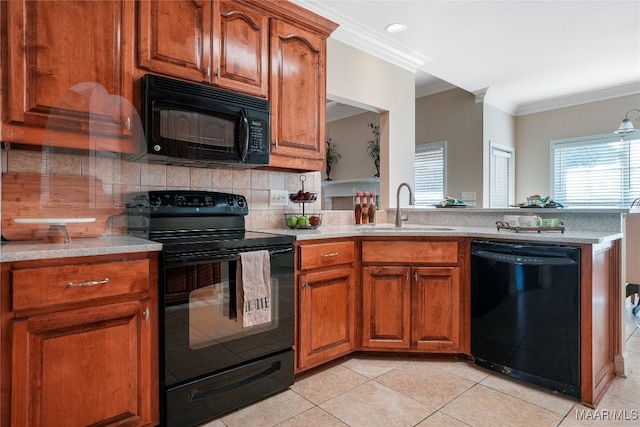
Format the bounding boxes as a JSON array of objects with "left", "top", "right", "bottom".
[
  {"left": 368, "top": 192, "right": 376, "bottom": 224},
  {"left": 361, "top": 192, "right": 369, "bottom": 224},
  {"left": 354, "top": 192, "right": 362, "bottom": 225}
]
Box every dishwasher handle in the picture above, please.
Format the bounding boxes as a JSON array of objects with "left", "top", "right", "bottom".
[{"left": 472, "top": 248, "right": 578, "bottom": 266}]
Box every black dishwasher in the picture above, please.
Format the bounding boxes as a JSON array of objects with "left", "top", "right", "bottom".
[{"left": 471, "top": 240, "right": 580, "bottom": 397}]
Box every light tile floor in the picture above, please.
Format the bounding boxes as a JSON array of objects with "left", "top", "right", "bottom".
[{"left": 204, "top": 298, "right": 640, "bottom": 427}]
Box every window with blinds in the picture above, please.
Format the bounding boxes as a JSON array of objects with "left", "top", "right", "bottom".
[
  {"left": 551, "top": 134, "right": 640, "bottom": 207},
  {"left": 490, "top": 142, "right": 514, "bottom": 207},
  {"left": 415, "top": 141, "right": 445, "bottom": 206}
]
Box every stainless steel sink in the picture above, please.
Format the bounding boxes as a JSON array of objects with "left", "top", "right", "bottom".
[{"left": 361, "top": 225, "right": 455, "bottom": 232}]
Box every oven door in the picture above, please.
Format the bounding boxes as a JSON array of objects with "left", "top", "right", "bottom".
[{"left": 160, "top": 245, "right": 294, "bottom": 388}]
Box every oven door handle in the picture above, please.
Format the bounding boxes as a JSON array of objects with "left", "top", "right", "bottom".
[
  {"left": 269, "top": 246, "right": 294, "bottom": 256},
  {"left": 163, "top": 245, "right": 293, "bottom": 266},
  {"left": 189, "top": 362, "right": 281, "bottom": 402}
]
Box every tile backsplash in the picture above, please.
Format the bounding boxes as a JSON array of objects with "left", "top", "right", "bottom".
[{"left": 1, "top": 148, "right": 329, "bottom": 234}]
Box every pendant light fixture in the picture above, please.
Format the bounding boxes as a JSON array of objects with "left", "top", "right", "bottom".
[{"left": 614, "top": 109, "right": 640, "bottom": 134}]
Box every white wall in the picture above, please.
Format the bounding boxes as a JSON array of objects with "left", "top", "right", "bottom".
[
  {"left": 515, "top": 93, "right": 640, "bottom": 203},
  {"left": 325, "top": 112, "right": 380, "bottom": 181},
  {"left": 326, "top": 39, "right": 415, "bottom": 209},
  {"left": 415, "top": 88, "right": 483, "bottom": 203},
  {"left": 482, "top": 103, "right": 515, "bottom": 207}
]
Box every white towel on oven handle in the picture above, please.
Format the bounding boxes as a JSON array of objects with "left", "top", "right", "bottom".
[{"left": 236, "top": 250, "right": 271, "bottom": 327}]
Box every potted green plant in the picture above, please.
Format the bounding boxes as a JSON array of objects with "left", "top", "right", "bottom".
[
  {"left": 325, "top": 137, "right": 341, "bottom": 181},
  {"left": 367, "top": 121, "right": 380, "bottom": 177}
]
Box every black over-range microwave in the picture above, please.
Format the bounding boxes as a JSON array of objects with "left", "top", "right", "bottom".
[{"left": 135, "top": 74, "right": 270, "bottom": 166}]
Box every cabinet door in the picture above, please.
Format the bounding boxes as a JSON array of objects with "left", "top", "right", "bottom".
[
  {"left": 216, "top": 1, "right": 269, "bottom": 97},
  {"left": 7, "top": 0, "right": 135, "bottom": 139},
  {"left": 298, "top": 267, "right": 355, "bottom": 370},
  {"left": 11, "top": 300, "right": 152, "bottom": 427},
  {"left": 270, "top": 19, "right": 326, "bottom": 170},
  {"left": 412, "top": 267, "right": 461, "bottom": 351},
  {"left": 362, "top": 267, "right": 411, "bottom": 349},
  {"left": 137, "top": 0, "right": 212, "bottom": 83}
]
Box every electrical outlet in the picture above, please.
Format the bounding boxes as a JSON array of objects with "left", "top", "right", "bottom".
[{"left": 270, "top": 189, "right": 289, "bottom": 206}]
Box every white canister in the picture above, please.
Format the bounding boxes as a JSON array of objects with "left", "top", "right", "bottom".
[
  {"left": 518, "top": 216, "right": 542, "bottom": 227},
  {"left": 503, "top": 215, "right": 520, "bottom": 227}
]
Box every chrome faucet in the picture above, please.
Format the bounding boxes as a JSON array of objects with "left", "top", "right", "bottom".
[{"left": 395, "top": 183, "right": 414, "bottom": 227}]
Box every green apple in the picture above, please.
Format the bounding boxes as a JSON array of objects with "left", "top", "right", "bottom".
[
  {"left": 298, "top": 216, "right": 309, "bottom": 227},
  {"left": 287, "top": 215, "right": 298, "bottom": 227}
]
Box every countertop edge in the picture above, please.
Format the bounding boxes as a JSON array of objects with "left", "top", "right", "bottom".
[
  {"left": 1, "top": 225, "right": 624, "bottom": 263},
  {"left": 0, "top": 235, "right": 163, "bottom": 262},
  {"left": 252, "top": 225, "right": 623, "bottom": 245}
]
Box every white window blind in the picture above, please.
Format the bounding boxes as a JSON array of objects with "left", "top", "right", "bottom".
[
  {"left": 415, "top": 141, "right": 445, "bottom": 206},
  {"left": 490, "top": 143, "right": 514, "bottom": 208},
  {"left": 551, "top": 134, "right": 640, "bottom": 207}
]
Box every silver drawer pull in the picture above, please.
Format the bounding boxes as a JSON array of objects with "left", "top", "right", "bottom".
[
  {"left": 321, "top": 252, "right": 339, "bottom": 258},
  {"left": 66, "top": 278, "right": 110, "bottom": 288}
]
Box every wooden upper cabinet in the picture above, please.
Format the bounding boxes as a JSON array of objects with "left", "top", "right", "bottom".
[
  {"left": 137, "top": 0, "right": 213, "bottom": 83},
  {"left": 217, "top": 1, "right": 269, "bottom": 97},
  {"left": 137, "top": 0, "right": 268, "bottom": 97},
  {"left": 4, "top": 0, "right": 137, "bottom": 151},
  {"left": 269, "top": 19, "right": 326, "bottom": 170}
]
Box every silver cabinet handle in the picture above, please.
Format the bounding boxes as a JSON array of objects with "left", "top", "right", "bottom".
[
  {"left": 405, "top": 271, "right": 409, "bottom": 281},
  {"left": 273, "top": 139, "right": 278, "bottom": 148},
  {"left": 204, "top": 66, "right": 211, "bottom": 77},
  {"left": 66, "top": 278, "right": 109, "bottom": 288},
  {"left": 302, "top": 282, "right": 308, "bottom": 289},
  {"left": 143, "top": 308, "right": 150, "bottom": 322},
  {"left": 414, "top": 271, "right": 419, "bottom": 282},
  {"left": 321, "top": 252, "right": 338, "bottom": 258},
  {"left": 216, "top": 68, "right": 220, "bottom": 79},
  {"left": 124, "top": 116, "right": 131, "bottom": 130}
]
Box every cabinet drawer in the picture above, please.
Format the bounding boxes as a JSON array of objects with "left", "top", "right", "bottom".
[
  {"left": 362, "top": 241, "right": 458, "bottom": 264},
  {"left": 299, "top": 241, "right": 355, "bottom": 270},
  {"left": 11, "top": 259, "right": 150, "bottom": 311}
]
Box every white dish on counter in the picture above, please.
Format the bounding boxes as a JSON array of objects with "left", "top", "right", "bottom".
[{"left": 14, "top": 217, "right": 96, "bottom": 224}]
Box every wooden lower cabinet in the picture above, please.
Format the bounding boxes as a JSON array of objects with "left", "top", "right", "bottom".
[
  {"left": 362, "top": 266, "right": 460, "bottom": 351},
  {"left": 412, "top": 267, "right": 460, "bottom": 350},
  {"left": 296, "top": 240, "right": 356, "bottom": 371},
  {"left": 298, "top": 267, "right": 356, "bottom": 370},
  {"left": 11, "top": 301, "right": 151, "bottom": 427},
  {"left": 361, "top": 239, "right": 467, "bottom": 353},
  {"left": 1, "top": 252, "right": 159, "bottom": 427},
  {"left": 580, "top": 240, "right": 621, "bottom": 408},
  {"left": 362, "top": 266, "right": 410, "bottom": 348}
]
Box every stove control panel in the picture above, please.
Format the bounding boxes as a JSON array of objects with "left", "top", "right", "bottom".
[
  {"left": 129, "top": 191, "right": 249, "bottom": 216},
  {"left": 175, "top": 194, "right": 215, "bottom": 207}
]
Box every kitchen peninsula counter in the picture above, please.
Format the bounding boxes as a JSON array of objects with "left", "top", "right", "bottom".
[
  {"left": 256, "top": 224, "right": 623, "bottom": 245},
  {"left": 0, "top": 235, "right": 162, "bottom": 262}
]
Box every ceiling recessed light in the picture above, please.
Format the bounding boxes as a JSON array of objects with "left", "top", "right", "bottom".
[{"left": 385, "top": 23, "right": 407, "bottom": 33}]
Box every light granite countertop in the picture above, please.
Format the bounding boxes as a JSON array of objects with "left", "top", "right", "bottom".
[
  {"left": 0, "top": 235, "right": 162, "bottom": 262},
  {"left": 253, "top": 223, "right": 623, "bottom": 245},
  {"left": 0, "top": 223, "right": 622, "bottom": 263}
]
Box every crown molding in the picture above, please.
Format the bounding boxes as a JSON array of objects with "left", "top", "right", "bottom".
[
  {"left": 291, "top": 0, "right": 428, "bottom": 72},
  {"left": 516, "top": 81, "right": 640, "bottom": 116},
  {"left": 472, "top": 88, "right": 489, "bottom": 104}
]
